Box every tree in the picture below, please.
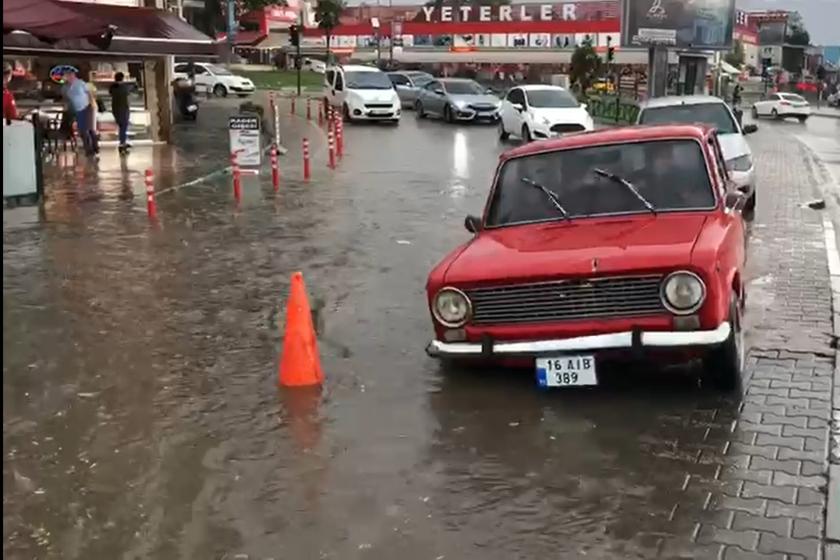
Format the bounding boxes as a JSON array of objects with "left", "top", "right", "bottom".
[
  {"left": 785, "top": 11, "right": 810, "bottom": 46},
  {"left": 725, "top": 39, "right": 745, "bottom": 68},
  {"left": 315, "top": 0, "right": 345, "bottom": 64},
  {"left": 570, "top": 37, "right": 601, "bottom": 93}
]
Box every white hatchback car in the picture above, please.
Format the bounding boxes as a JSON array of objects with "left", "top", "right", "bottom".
[
  {"left": 636, "top": 95, "right": 758, "bottom": 210},
  {"left": 499, "top": 85, "right": 594, "bottom": 142},
  {"left": 751, "top": 92, "right": 811, "bottom": 122},
  {"left": 324, "top": 65, "right": 401, "bottom": 123},
  {"left": 173, "top": 62, "right": 255, "bottom": 98}
]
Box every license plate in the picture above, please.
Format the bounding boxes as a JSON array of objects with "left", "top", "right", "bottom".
[{"left": 536, "top": 354, "right": 598, "bottom": 388}]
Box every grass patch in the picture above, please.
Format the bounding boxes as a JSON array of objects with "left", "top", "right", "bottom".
[{"left": 238, "top": 70, "right": 323, "bottom": 91}]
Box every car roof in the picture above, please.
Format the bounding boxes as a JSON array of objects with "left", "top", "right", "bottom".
[
  {"left": 516, "top": 84, "right": 568, "bottom": 91},
  {"left": 638, "top": 95, "right": 728, "bottom": 110},
  {"left": 439, "top": 77, "right": 477, "bottom": 83},
  {"left": 339, "top": 65, "right": 382, "bottom": 73},
  {"left": 501, "top": 124, "right": 712, "bottom": 162}
]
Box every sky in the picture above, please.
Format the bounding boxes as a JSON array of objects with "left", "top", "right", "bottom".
[{"left": 342, "top": 0, "right": 840, "bottom": 46}]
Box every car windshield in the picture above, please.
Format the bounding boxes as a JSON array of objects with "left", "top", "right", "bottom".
[
  {"left": 206, "top": 64, "right": 233, "bottom": 76},
  {"left": 486, "top": 140, "right": 716, "bottom": 227},
  {"left": 345, "top": 71, "right": 393, "bottom": 89},
  {"left": 639, "top": 103, "right": 738, "bottom": 135},
  {"left": 444, "top": 80, "right": 485, "bottom": 95},
  {"left": 526, "top": 89, "right": 579, "bottom": 108},
  {"left": 781, "top": 93, "right": 807, "bottom": 102},
  {"left": 412, "top": 75, "right": 433, "bottom": 87}
]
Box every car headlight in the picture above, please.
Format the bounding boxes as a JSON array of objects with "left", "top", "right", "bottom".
[
  {"left": 726, "top": 154, "right": 753, "bottom": 172},
  {"left": 454, "top": 100, "right": 468, "bottom": 109},
  {"left": 661, "top": 271, "right": 706, "bottom": 315},
  {"left": 432, "top": 287, "right": 471, "bottom": 327}
]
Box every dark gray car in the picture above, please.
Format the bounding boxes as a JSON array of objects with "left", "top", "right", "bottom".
[
  {"left": 415, "top": 78, "right": 501, "bottom": 123},
  {"left": 388, "top": 71, "right": 434, "bottom": 109}
]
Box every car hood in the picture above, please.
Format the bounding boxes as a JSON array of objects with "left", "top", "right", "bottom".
[
  {"left": 718, "top": 132, "right": 751, "bottom": 160},
  {"left": 349, "top": 89, "right": 399, "bottom": 103},
  {"left": 448, "top": 94, "right": 500, "bottom": 106},
  {"left": 530, "top": 106, "right": 591, "bottom": 124},
  {"left": 444, "top": 214, "right": 709, "bottom": 285}
]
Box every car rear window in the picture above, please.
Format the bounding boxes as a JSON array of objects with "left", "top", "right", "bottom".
[
  {"left": 639, "top": 103, "right": 738, "bottom": 135},
  {"left": 780, "top": 93, "right": 807, "bottom": 102},
  {"left": 486, "top": 139, "right": 715, "bottom": 227}
]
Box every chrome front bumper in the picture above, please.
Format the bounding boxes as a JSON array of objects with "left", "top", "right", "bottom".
[{"left": 427, "top": 322, "right": 731, "bottom": 358}]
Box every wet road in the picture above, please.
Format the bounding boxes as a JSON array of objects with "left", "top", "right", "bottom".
[{"left": 1, "top": 112, "right": 832, "bottom": 559}]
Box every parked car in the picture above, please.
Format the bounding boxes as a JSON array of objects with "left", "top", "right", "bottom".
[
  {"left": 415, "top": 78, "right": 501, "bottom": 123},
  {"left": 499, "top": 85, "right": 594, "bottom": 142},
  {"left": 425, "top": 124, "right": 748, "bottom": 390},
  {"left": 751, "top": 92, "right": 811, "bottom": 122},
  {"left": 324, "top": 64, "right": 401, "bottom": 124},
  {"left": 636, "top": 95, "right": 757, "bottom": 211},
  {"left": 172, "top": 62, "right": 255, "bottom": 98},
  {"left": 388, "top": 71, "right": 434, "bottom": 109},
  {"left": 302, "top": 58, "right": 326, "bottom": 74}
]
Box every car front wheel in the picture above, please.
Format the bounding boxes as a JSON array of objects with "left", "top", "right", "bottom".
[
  {"left": 444, "top": 104, "right": 456, "bottom": 124},
  {"left": 521, "top": 124, "right": 532, "bottom": 143},
  {"left": 771, "top": 108, "right": 779, "bottom": 119},
  {"left": 499, "top": 120, "right": 509, "bottom": 140},
  {"left": 213, "top": 84, "right": 228, "bottom": 97},
  {"left": 703, "top": 291, "right": 744, "bottom": 391},
  {"left": 415, "top": 101, "right": 426, "bottom": 119}
]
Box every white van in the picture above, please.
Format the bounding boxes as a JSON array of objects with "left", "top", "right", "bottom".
[{"left": 324, "top": 65, "right": 401, "bottom": 124}]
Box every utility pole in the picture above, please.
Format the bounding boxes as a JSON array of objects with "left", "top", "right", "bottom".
[{"left": 226, "top": 0, "right": 236, "bottom": 61}]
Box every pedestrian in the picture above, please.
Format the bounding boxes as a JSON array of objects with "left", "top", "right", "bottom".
[
  {"left": 61, "top": 68, "right": 98, "bottom": 158},
  {"left": 86, "top": 79, "right": 101, "bottom": 154},
  {"left": 3, "top": 62, "right": 19, "bottom": 121},
  {"left": 109, "top": 72, "right": 131, "bottom": 153},
  {"left": 732, "top": 82, "right": 742, "bottom": 108}
]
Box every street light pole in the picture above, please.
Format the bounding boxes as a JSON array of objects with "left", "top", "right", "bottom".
[{"left": 226, "top": 0, "right": 236, "bottom": 61}]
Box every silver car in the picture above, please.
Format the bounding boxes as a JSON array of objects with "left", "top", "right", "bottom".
[
  {"left": 388, "top": 71, "right": 434, "bottom": 109},
  {"left": 415, "top": 78, "right": 501, "bottom": 123}
]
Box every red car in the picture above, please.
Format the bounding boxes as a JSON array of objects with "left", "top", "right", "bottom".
[{"left": 426, "top": 124, "right": 748, "bottom": 390}]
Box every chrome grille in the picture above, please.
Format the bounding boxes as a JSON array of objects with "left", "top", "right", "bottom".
[
  {"left": 468, "top": 104, "right": 497, "bottom": 111},
  {"left": 364, "top": 103, "right": 392, "bottom": 109},
  {"left": 467, "top": 275, "right": 665, "bottom": 325}
]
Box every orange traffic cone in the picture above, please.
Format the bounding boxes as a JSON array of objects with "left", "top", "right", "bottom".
[{"left": 279, "top": 272, "right": 324, "bottom": 387}]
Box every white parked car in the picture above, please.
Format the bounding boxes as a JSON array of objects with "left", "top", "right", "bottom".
[
  {"left": 302, "top": 58, "right": 326, "bottom": 74},
  {"left": 499, "top": 85, "right": 594, "bottom": 142},
  {"left": 172, "top": 62, "right": 255, "bottom": 98},
  {"left": 324, "top": 65, "right": 401, "bottom": 124},
  {"left": 636, "top": 95, "right": 758, "bottom": 210},
  {"left": 751, "top": 92, "right": 811, "bottom": 122}
]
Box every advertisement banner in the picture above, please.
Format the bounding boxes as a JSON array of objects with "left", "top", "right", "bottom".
[
  {"left": 620, "top": 0, "right": 735, "bottom": 50},
  {"left": 229, "top": 116, "right": 261, "bottom": 168}
]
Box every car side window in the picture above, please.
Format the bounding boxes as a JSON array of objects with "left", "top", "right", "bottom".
[
  {"left": 507, "top": 88, "right": 525, "bottom": 105},
  {"left": 389, "top": 74, "right": 410, "bottom": 87},
  {"left": 708, "top": 135, "right": 730, "bottom": 194},
  {"left": 335, "top": 72, "right": 344, "bottom": 91},
  {"left": 174, "top": 64, "right": 188, "bottom": 73},
  {"left": 193, "top": 66, "right": 208, "bottom": 75},
  {"left": 426, "top": 81, "right": 440, "bottom": 92},
  {"left": 325, "top": 70, "right": 335, "bottom": 86}
]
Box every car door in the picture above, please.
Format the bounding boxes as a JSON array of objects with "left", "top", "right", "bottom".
[
  {"left": 503, "top": 88, "right": 527, "bottom": 135},
  {"left": 333, "top": 70, "right": 347, "bottom": 108},
  {"left": 423, "top": 81, "right": 444, "bottom": 116},
  {"left": 757, "top": 93, "right": 778, "bottom": 116},
  {"left": 192, "top": 65, "right": 212, "bottom": 93},
  {"left": 389, "top": 73, "right": 414, "bottom": 106},
  {"left": 324, "top": 70, "right": 336, "bottom": 105},
  {"left": 709, "top": 132, "right": 746, "bottom": 291}
]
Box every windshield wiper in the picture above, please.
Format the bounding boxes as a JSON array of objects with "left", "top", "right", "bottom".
[
  {"left": 521, "top": 177, "right": 570, "bottom": 220},
  {"left": 593, "top": 168, "right": 657, "bottom": 214}
]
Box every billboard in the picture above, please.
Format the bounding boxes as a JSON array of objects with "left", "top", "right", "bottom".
[{"left": 620, "top": 0, "right": 736, "bottom": 50}]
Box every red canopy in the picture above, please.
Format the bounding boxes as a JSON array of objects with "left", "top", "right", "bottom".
[{"left": 3, "top": 0, "right": 112, "bottom": 44}]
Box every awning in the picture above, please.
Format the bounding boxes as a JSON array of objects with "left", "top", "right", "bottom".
[
  {"left": 215, "top": 31, "right": 267, "bottom": 46},
  {"left": 716, "top": 60, "right": 741, "bottom": 75},
  {"left": 3, "top": 0, "right": 218, "bottom": 58}
]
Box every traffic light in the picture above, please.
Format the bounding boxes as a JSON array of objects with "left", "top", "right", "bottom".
[
  {"left": 289, "top": 24, "right": 300, "bottom": 47},
  {"left": 606, "top": 35, "right": 615, "bottom": 63}
]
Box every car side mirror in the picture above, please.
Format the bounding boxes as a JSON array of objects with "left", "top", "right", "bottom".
[
  {"left": 434, "top": 88, "right": 444, "bottom": 95},
  {"left": 512, "top": 103, "right": 524, "bottom": 112},
  {"left": 742, "top": 123, "right": 758, "bottom": 135},
  {"left": 724, "top": 191, "right": 745, "bottom": 211},
  {"left": 580, "top": 103, "right": 588, "bottom": 110},
  {"left": 464, "top": 214, "right": 481, "bottom": 233}
]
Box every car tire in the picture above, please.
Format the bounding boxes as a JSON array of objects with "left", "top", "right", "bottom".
[
  {"left": 751, "top": 106, "right": 758, "bottom": 119},
  {"left": 771, "top": 108, "right": 779, "bottom": 119},
  {"left": 521, "top": 124, "right": 532, "bottom": 143},
  {"left": 444, "top": 104, "right": 455, "bottom": 124},
  {"left": 213, "top": 84, "right": 228, "bottom": 97},
  {"left": 415, "top": 101, "right": 426, "bottom": 119},
  {"left": 745, "top": 190, "right": 756, "bottom": 212},
  {"left": 499, "top": 120, "right": 509, "bottom": 140},
  {"left": 343, "top": 103, "right": 354, "bottom": 124},
  {"left": 798, "top": 115, "right": 808, "bottom": 123},
  {"left": 703, "top": 291, "right": 744, "bottom": 392}
]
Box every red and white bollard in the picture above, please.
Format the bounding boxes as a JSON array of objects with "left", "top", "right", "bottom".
[
  {"left": 336, "top": 118, "right": 344, "bottom": 158},
  {"left": 306, "top": 98, "right": 312, "bottom": 120},
  {"left": 290, "top": 96, "right": 296, "bottom": 115},
  {"left": 271, "top": 144, "right": 280, "bottom": 191},
  {"left": 231, "top": 152, "right": 241, "bottom": 200},
  {"left": 327, "top": 130, "right": 336, "bottom": 169},
  {"left": 302, "top": 138, "right": 311, "bottom": 182},
  {"left": 145, "top": 169, "right": 157, "bottom": 219}
]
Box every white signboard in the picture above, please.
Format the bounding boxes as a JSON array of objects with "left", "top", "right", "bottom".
[{"left": 229, "top": 115, "right": 261, "bottom": 168}]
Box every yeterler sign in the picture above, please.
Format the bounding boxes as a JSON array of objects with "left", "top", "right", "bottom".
[
  {"left": 418, "top": 3, "right": 580, "bottom": 23},
  {"left": 620, "top": 0, "right": 735, "bottom": 49}
]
